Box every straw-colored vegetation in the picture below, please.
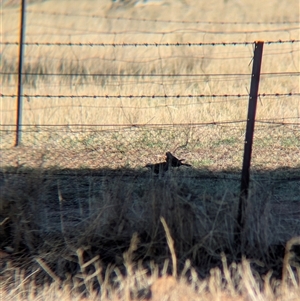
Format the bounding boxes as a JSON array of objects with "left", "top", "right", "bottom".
[
  {"left": 1, "top": 0, "right": 299, "bottom": 130},
  {"left": 0, "top": 0, "right": 300, "bottom": 300}
]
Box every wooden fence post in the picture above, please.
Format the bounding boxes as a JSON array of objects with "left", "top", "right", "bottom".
[
  {"left": 235, "top": 41, "right": 264, "bottom": 250},
  {"left": 15, "top": 0, "right": 26, "bottom": 146}
]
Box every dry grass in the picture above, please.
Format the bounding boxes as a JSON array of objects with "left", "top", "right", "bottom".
[
  {"left": 0, "top": 168, "right": 300, "bottom": 300},
  {"left": 0, "top": 124, "right": 299, "bottom": 172},
  {"left": 1, "top": 259, "right": 300, "bottom": 301},
  {"left": 1, "top": 0, "right": 299, "bottom": 131}
]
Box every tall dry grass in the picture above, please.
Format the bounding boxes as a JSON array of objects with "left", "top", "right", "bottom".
[
  {"left": 1, "top": 256, "right": 300, "bottom": 301},
  {"left": 1, "top": 0, "right": 299, "bottom": 131}
]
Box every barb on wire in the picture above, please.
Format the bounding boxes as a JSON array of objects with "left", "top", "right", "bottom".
[{"left": 1, "top": 40, "right": 299, "bottom": 47}]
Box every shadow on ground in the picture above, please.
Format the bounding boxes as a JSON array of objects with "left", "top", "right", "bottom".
[{"left": 0, "top": 165, "right": 299, "bottom": 283}]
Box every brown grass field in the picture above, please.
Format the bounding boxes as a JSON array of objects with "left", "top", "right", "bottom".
[{"left": 1, "top": 0, "right": 300, "bottom": 300}]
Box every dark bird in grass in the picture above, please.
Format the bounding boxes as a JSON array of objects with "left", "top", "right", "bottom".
[
  {"left": 145, "top": 162, "right": 169, "bottom": 175},
  {"left": 166, "top": 152, "right": 192, "bottom": 167}
]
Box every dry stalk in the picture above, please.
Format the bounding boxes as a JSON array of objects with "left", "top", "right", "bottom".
[
  {"left": 81, "top": 255, "right": 100, "bottom": 270},
  {"left": 241, "top": 257, "right": 264, "bottom": 301},
  {"left": 262, "top": 270, "right": 274, "bottom": 300},
  {"left": 160, "top": 216, "right": 177, "bottom": 278},
  {"left": 282, "top": 236, "right": 300, "bottom": 293},
  {"left": 123, "top": 232, "right": 139, "bottom": 301},
  {"left": 123, "top": 232, "right": 139, "bottom": 276},
  {"left": 180, "top": 259, "right": 191, "bottom": 278},
  {"left": 0, "top": 217, "right": 10, "bottom": 226},
  {"left": 162, "top": 259, "right": 170, "bottom": 276},
  {"left": 221, "top": 252, "right": 236, "bottom": 296},
  {"left": 100, "top": 263, "right": 114, "bottom": 300},
  {"left": 57, "top": 180, "right": 65, "bottom": 236},
  {"left": 76, "top": 248, "right": 94, "bottom": 293},
  {"left": 35, "top": 257, "right": 59, "bottom": 282}
]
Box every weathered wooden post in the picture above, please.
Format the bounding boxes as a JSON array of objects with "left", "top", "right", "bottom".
[{"left": 236, "top": 41, "right": 264, "bottom": 250}]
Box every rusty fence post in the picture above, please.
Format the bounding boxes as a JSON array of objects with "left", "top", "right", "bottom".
[
  {"left": 15, "top": 0, "right": 27, "bottom": 146},
  {"left": 235, "top": 41, "right": 264, "bottom": 250}
]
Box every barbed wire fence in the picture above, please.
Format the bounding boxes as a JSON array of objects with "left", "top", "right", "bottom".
[{"left": 1, "top": 5, "right": 299, "bottom": 182}]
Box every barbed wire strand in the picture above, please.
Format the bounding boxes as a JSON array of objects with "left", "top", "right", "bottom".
[
  {"left": 0, "top": 116, "right": 300, "bottom": 123},
  {"left": 1, "top": 93, "right": 299, "bottom": 99},
  {"left": 1, "top": 119, "right": 299, "bottom": 130},
  {"left": 0, "top": 120, "right": 246, "bottom": 129},
  {"left": 1, "top": 40, "right": 299, "bottom": 47},
  {"left": 1, "top": 71, "right": 299, "bottom": 77},
  {"left": 1, "top": 95, "right": 299, "bottom": 112}
]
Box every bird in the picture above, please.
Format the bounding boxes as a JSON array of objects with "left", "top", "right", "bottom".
[
  {"left": 145, "top": 162, "right": 169, "bottom": 175},
  {"left": 165, "top": 152, "right": 191, "bottom": 167}
]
